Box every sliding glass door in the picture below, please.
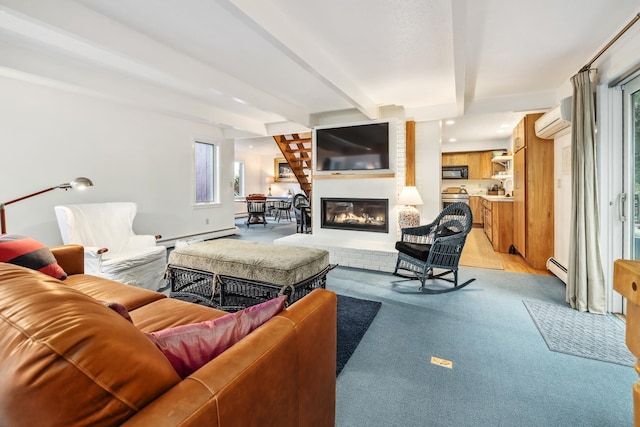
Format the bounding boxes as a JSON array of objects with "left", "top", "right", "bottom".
[{"left": 623, "top": 75, "right": 640, "bottom": 264}]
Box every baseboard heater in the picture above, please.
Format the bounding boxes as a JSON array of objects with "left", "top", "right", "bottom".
[{"left": 546, "top": 257, "right": 567, "bottom": 284}]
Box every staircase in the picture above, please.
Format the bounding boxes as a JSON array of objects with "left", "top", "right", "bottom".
[{"left": 273, "top": 133, "right": 312, "bottom": 197}]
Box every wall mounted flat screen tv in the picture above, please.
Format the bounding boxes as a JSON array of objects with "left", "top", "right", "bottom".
[{"left": 315, "top": 122, "right": 390, "bottom": 171}]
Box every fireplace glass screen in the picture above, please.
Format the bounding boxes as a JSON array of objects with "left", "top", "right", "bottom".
[{"left": 321, "top": 198, "right": 388, "bottom": 233}]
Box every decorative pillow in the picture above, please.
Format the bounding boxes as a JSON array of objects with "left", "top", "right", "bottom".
[
  {"left": 146, "top": 296, "right": 287, "bottom": 378},
  {"left": 101, "top": 301, "right": 133, "bottom": 323},
  {"left": 0, "top": 234, "right": 67, "bottom": 280}
]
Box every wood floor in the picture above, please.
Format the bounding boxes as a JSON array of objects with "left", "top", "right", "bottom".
[
  {"left": 498, "top": 252, "right": 551, "bottom": 276},
  {"left": 472, "top": 225, "right": 552, "bottom": 276}
]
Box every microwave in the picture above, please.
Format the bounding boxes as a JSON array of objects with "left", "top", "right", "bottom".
[{"left": 442, "top": 165, "right": 469, "bottom": 180}]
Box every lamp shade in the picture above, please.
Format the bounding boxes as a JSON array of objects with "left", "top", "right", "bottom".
[
  {"left": 70, "top": 177, "right": 93, "bottom": 189},
  {"left": 398, "top": 186, "right": 423, "bottom": 206}
]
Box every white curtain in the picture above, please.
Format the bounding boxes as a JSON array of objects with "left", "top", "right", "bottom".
[{"left": 566, "top": 70, "right": 606, "bottom": 313}]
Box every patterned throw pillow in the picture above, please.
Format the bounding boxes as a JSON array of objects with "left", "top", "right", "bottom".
[
  {"left": 146, "top": 296, "right": 287, "bottom": 378},
  {"left": 0, "top": 234, "right": 67, "bottom": 280}
]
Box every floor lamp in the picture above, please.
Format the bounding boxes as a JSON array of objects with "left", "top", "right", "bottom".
[{"left": 0, "top": 177, "right": 93, "bottom": 234}]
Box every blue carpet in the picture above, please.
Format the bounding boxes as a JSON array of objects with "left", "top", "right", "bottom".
[
  {"left": 337, "top": 294, "right": 381, "bottom": 376},
  {"left": 328, "top": 266, "right": 636, "bottom": 427},
  {"left": 523, "top": 300, "right": 634, "bottom": 367}
]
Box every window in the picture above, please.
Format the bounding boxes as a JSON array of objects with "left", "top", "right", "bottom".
[
  {"left": 194, "top": 141, "right": 218, "bottom": 204},
  {"left": 234, "top": 161, "right": 245, "bottom": 197}
]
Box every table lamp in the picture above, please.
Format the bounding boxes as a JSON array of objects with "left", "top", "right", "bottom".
[
  {"left": 265, "top": 176, "right": 275, "bottom": 196},
  {"left": 398, "top": 186, "right": 423, "bottom": 229},
  {"left": 1, "top": 177, "right": 93, "bottom": 234}
]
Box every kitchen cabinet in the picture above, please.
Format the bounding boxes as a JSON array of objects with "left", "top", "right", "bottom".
[
  {"left": 442, "top": 152, "right": 469, "bottom": 166},
  {"left": 511, "top": 113, "right": 554, "bottom": 269},
  {"left": 480, "top": 152, "right": 494, "bottom": 179},
  {"left": 482, "top": 198, "right": 492, "bottom": 241},
  {"left": 469, "top": 196, "right": 483, "bottom": 226},
  {"left": 467, "top": 153, "right": 480, "bottom": 179},
  {"left": 513, "top": 118, "right": 526, "bottom": 152},
  {"left": 482, "top": 197, "right": 514, "bottom": 253},
  {"left": 443, "top": 151, "right": 496, "bottom": 179}
]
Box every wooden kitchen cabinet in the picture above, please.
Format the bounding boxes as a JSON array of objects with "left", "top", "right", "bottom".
[
  {"left": 482, "top": 198, "right": 492, "bottom": 241},
  {"left": 513, "top": 118, "right": 526, "bottom": 152},
  {"left": 511, "top": 113, "right": 554, "bottom": 269},
  {"left": 469, "top": 196, "right": 483, "bottom": 226},
  {"left": 479, "top": 151, "right": 494, "bottom": 179},
  {"left": 467, "top": 153, "right": 480, "bottom": 179},
  {"left": 443, "top": 151, "right": 496, "bottom": 179},
  {"left": 442, "top": 152, "right": 469, "bottom": 166},
  {"left": 482, "top": 197, "right": 513, "bottom": 253}
]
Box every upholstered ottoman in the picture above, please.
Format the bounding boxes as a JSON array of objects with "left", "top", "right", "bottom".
[{"left": 167, "top": 239, "right": 332, "bottom": 311}]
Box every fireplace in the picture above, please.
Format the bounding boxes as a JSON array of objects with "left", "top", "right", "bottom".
[{"left": 321, "top": 198, "right": 388, "bottom": 233}]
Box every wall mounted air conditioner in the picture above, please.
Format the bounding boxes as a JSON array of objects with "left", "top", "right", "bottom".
[{"left": 535, "top": 96, "right": 572, "bottom": 139}]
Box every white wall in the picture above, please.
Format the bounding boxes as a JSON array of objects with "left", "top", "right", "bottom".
[
  {"left": 415, "top": 121, "right": 442, "bottom": 222},
  {"left": 0, "top": 76, "right": 236, "bottom": 246},
  {"left": 553, "top": 132, "right": 572, "bottom": 268}
]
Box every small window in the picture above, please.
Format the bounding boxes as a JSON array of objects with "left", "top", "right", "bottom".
[
  {"left": 194, "top": 141, "right": 218, "bottom": 204},
  {"left": 234, "top": 161, "right": 245, "bottom": 197}
]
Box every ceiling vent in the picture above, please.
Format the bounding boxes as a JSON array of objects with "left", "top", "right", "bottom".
[{"left": 535, "top": 97, "right": 572, "bottom": 139}]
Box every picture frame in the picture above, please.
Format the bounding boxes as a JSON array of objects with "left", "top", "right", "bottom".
[{"left": 274, "top": 158, "right": 296, "bottom": 182}]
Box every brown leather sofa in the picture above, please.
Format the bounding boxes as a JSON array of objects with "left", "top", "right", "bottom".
[{"left": 0, "top": 244, "right": 337, "bottom": 427}]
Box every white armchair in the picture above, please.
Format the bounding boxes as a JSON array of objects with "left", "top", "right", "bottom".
[{"left": 54, "top": 202, "right": 167, "bottom": 291}]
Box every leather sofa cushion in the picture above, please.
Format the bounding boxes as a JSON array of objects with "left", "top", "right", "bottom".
[
  {"left": 64, "top": 273, "right": 166, "bottom": 310},
  {"left": 0, "top": 264, "right": 180, "bottom": 426},
  {"left": 130, "top": 297, "right": 228, "bottom": 332}
]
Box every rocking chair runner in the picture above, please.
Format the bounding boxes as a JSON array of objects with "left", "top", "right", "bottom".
[{"left": 393, "top": 202, "right": 475, "bottom": 294}]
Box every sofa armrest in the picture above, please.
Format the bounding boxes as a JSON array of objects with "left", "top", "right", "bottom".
[
  {"left": 50, "top": 244, "right": 85, "bottom": 275},
  {"left": 122, "top": 289, "right": 337, "bottom": 427}
]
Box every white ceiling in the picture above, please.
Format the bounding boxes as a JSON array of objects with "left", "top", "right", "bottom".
[{"left": 1, "top": 0, "right": 639, "bottom": 151}]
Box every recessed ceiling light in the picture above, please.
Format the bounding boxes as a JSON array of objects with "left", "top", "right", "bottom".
[
  {"left": 249, "top": 145, "right": 254, "bottom": 149},
  {"left": 500, "top": 124, "right": 510, "bottom": 128},
  {"left": 449, "top": 138, "right": 457, "bottom": 142},
  {"left": 445, "top": 120, "right": 455, "bottom": 125},
  {"left": 497, "top": 129, "right": 505, "bottom": 133}
]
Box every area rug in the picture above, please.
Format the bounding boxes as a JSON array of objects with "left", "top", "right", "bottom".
[
  {"left": 523, "top": 300, "right": 635, "bottom": 367},
  {"left": 337, "top": 294, "right": 382, "bottom": 375},
  {"left": 459, "top": 229, "right": 504, "bottom": 270}
]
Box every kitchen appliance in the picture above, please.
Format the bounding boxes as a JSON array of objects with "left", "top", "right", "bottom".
[
  {"left": 442, "top": 165, "right": 468, "bottom": 180},
  {"left": 441, "top": 187, "right": 469, "bottom": 209}
]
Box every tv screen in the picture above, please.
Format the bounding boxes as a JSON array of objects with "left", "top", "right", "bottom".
[{"left": 316, "top": 122, "right": 390, "bottom": 171}]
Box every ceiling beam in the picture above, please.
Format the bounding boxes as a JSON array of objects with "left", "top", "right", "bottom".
[
  {"left": 0, "top": 2, "right": 309, "bottom": 132},
  {"left": 450, "top": 0, "right": 468, "bottom": 117},
  {"left": 217, "top": 0, "right": 379, "bottom": 120}
]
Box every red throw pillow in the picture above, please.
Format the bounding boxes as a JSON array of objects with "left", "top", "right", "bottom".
[
  {"left": 146, "top": 296, "right": 287, "bottom": 378},
  {"left": 0, "top": 234, "right": 67, "bottom": 280}
]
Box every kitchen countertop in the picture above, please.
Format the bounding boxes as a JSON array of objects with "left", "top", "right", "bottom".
[{"left": 478, "top": 195, "right": 514, "bottom": 202}]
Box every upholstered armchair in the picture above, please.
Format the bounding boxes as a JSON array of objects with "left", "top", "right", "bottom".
[{"left": 54, "top": 202, "right": 167, "bottom": 290}]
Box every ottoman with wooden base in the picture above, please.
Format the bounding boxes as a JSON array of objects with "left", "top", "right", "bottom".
[{"left": 167, "top": 239, "right": 332, "bottom": 311}]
